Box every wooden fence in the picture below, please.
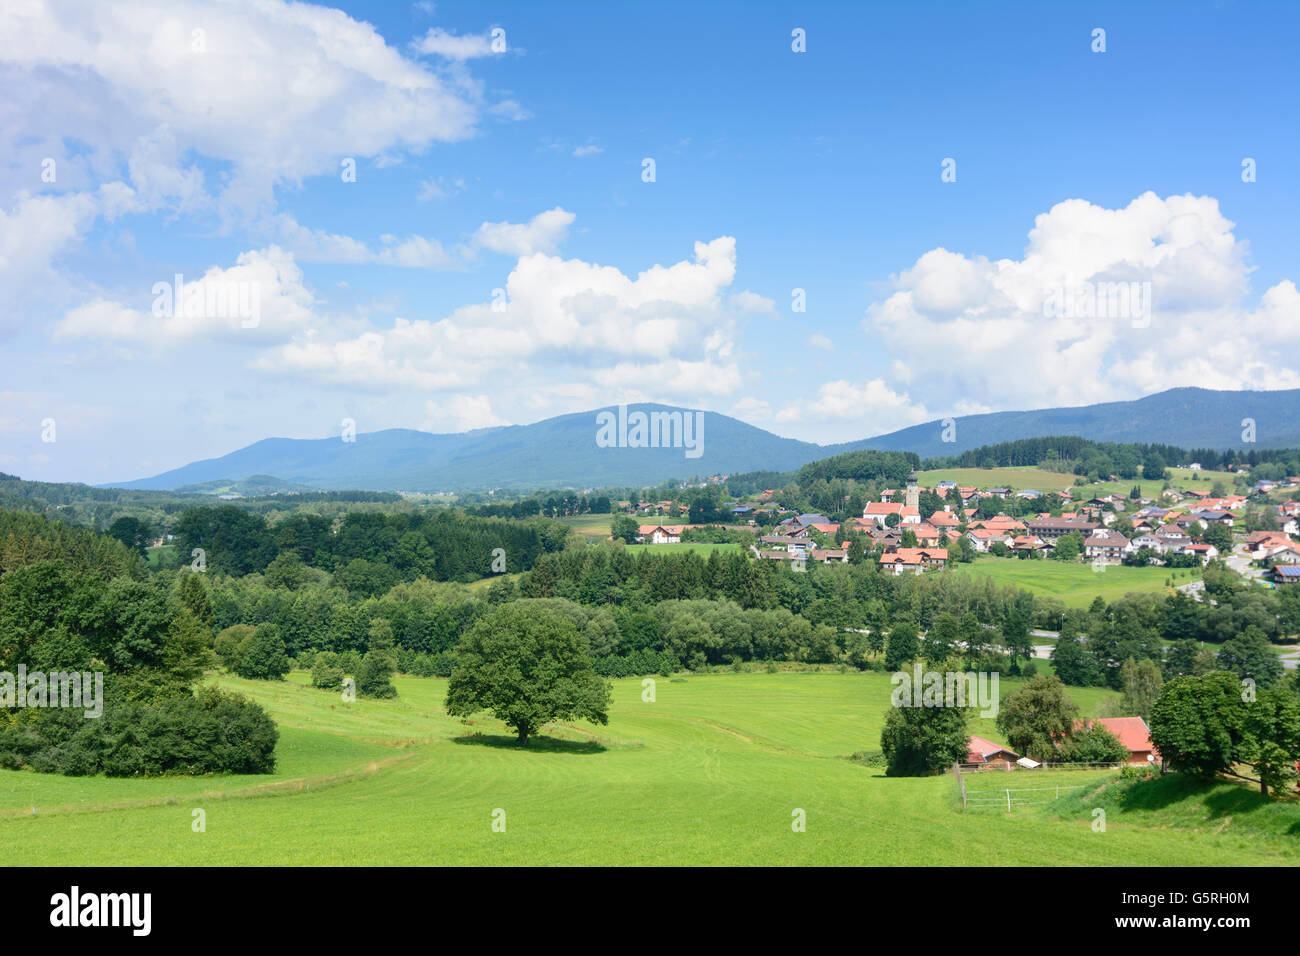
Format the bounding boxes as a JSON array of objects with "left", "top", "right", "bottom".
[{"left": 953, "top": 763, "right": 1102, "bottom": 811}]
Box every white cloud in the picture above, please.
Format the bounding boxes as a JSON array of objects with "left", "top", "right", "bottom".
[
  {"left": 863, "top": 191, "right": 1300, "bottom": 415},
  {"left": 55, "top": 247, "right": 317, "bottom": 346},
  {"left": 0, "top": 0, "right": 491, "bottom": 216},
  {"left": 0, "top": 185, "right": 141, "bottom": 332},
  {"left": 573, "top": 145, "right": 603, "bottom": 158},
  {"left": 807, "top": 332, "right": 832, "bottom": 350},
  {"left": 729, "top": 290, "right": 776, "bottom": 316},
  {"left": 473, "top": 207, "right": 576, "bottom": 257},
  {"left": 776, "top": 379, "right": 931, "bottom": 427},
  {"left": 414, "top": 28, "right": 496, "bottom": 60},
  {"left": 272, "top": 207, "right": 576, "bottom": 267},
  {"left": 254, "top": 235, "right": 743, "bottom": 398}
]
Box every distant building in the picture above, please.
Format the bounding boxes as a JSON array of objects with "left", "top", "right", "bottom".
[
  {"left": 965, "top": 736, "right": 1020, "bottom": 770},
  {"left": 1025, "top": 517, "right": 1099, "bottom": 540},
  {"left": 1074, "top": 717, "right": 1159, "bottom": 767}
]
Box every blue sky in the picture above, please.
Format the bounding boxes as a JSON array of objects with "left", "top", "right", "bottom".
[{"left": 1, "top": 0, "right": 1297, "bottom": 484}]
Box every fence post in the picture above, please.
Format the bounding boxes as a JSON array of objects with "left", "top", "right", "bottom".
[{"left": 1006, "top": 788, "right": 1011, "bottom": 812}]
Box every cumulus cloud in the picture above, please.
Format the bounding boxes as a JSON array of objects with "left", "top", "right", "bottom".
[
  {"left": 253, "top": 235, "right": 743, "bottom": 398},
  {"left": 0, "top": 0, "right": 493, "bottom": 215},
  {"left": 473, "top": 207, "right": 576, "bottom": 257},
  {"left": 55, "top": 247, "right": 317, "bottom": 346},
  {"left": 0, "top": 184, "right": 142, "bottom": 332},
  {"left": 776, "top": 379, "right": 932, "bottom": 429},
  {"left": 862, "top": 191, "right": 1300, "bottom": 417}
]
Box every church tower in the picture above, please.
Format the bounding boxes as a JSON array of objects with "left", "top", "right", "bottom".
[{"left": 905, "top": 472, "right": 919, "bottom": 511}]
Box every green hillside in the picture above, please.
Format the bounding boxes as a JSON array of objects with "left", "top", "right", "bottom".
[{"left": 1, "top": 671, "right": 1292, "bottom": 865}]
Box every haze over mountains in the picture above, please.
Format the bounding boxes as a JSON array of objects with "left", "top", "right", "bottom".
[{"left": 108, "top": 388, "right": 1300, "bottom": 494}]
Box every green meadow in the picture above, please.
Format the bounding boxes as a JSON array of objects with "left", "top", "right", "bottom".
[
  {"left": 1, "top": 671, "right": 1293, "bottom": 866},
  {"left": 950, "top": 556, "right": 1200, "bottom": 608},
  {"left": 558, "top": 514, "right": 618, "bottom": 540},
  {"left": 918, "top": 467, "right": 1077, "bottom": 493}
]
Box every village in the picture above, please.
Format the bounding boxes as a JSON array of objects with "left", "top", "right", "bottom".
[{"left": 625, "top": 469, "right": 1300, "bottom": 584}]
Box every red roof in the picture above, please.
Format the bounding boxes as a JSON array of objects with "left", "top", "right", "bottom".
[
  {"left": 1078, "top": 717, "right": 1158, "bottom": 756},
  {"left": 966, "top": 735, "right": 1020, "bottom": 763}
]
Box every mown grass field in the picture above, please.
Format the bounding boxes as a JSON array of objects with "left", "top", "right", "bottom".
[
  {"left": 949, "top": 556, "right": 1200, "bottom": 608},
  {"left": 636, "top": 541, "right": 744, "bottom": 555},
  {"left": 558, "top": 514, "right": 617, "bottom": 540},
  {"left": 918, "top": 467, "right": 1077, "bottom": 493},
  {"left": 0, "top": 671, "right": 1293, "bottom": 865},
  {"left": 918, "top": 465, "right": 1241, "bottom": 502}
]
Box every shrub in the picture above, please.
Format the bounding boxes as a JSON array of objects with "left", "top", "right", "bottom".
[
  {"left": 311, "top": 651, "right": 345, "bottom": 691},
  {"left": 214, "top": 624, "right": 255, "bottom": 671},
  {"left": 234, "top": 623, "right": 289, "bottom": 680},
  {"left": 0, "top": 684, "right": 277, "bottom": 776}
]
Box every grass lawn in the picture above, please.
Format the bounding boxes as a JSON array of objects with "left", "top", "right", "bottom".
[
  {"left": 918, "top": 467, "right": 1077, "bottom": 493},
  {"left": 918, "top": 466, "right": 1241, "bottom": 502},
  {"left": 949, "top": 556, "right": 1200, "bottom": 608},
  {"left": 635, "top": 541, "right": 743, "bottom": 556},
  {"left": 0, "top": 671, "right": 1292, "bottom": 865},
  {"left": 558, "top": 514, "right": 617, "bottom": 540}
]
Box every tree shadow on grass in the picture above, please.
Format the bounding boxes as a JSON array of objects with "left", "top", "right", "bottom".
[
  {"left": 1112, "top": 772, "right": 1281, "bottom": 822},
  {"left": 451, "top": 732, "right": 606, "bottom": 754}
]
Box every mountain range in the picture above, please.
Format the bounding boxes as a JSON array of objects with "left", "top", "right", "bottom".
[{"left": 107, "top": 387, "right": 1300, "bottom": 493}]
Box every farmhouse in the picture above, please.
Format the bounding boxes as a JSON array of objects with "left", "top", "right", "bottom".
[
  {"left": 1245, "top": 531, "right": 1294, "bottom": 560},
  {"left": 637, "top": 524, "right": 684, "bottom": 544},
  {"left": 965, "top": 528, "right": 1009, "bottom": 553},
  {"left": 965, "top": 736, "right": 1021, "bottom": 770},
  {"left": 1010, "top": 534, "right": 1048, "bottom": 553},
  {"left": 1075, "top": 717, "right": 1159, "bottom": 767},
  {"left": 877, "top": 547, "right": 946, "bottom": 575},
  {"left": 1084, "top": 529, "right": 1131, "bottom": 562}
]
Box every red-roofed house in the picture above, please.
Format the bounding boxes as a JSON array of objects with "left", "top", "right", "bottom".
[
  {"left": 929, "top": 510, "right": 961, "bottom": 529},
  {"left": 863, "top": 502, "right": 921, "bottom": 526},
  {"left": 877, "top": 547, "right": 947, "bottom": 575},
  {"left": 1075, "top": 717, "right": 1159, "bottom": 767},
  {"left": 965, "top": 528, "right": 1010, "bottom": 553},
  {"left": 966, "top": 736, "right": 1021, "bottom": 769},
  {"left": 637, "top": 524, "right": 683, "bottom": 544}
]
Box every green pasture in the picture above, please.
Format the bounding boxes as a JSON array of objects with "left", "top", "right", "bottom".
[
  {"left": 949, "top": 556, "right": 1200, "bottom": 608},
  {"left": 0, "top": 671, "right": 1293, "bottom": 865}
]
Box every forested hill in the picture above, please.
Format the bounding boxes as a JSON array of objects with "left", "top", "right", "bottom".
[
  {"left": 856, "top": 387, "right": 1300, "bottom": 458},
  {"left": 102, "top": 388, "right": 1300, "bottom": 493},
  {"left": 108, "top": 406, "right": 828, "bottom": 493}
]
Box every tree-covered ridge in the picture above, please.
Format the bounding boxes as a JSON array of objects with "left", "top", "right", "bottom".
[
  {"left": 795, "top": 450, "right": 920, "bottom": 485},
  {"left": 920, "top": 435, "right": 1300, "bottom": 478},
  {"left": 171, "top": 506, "right": 569, "bottom": 583},
  {"left": 0, "top": 509, "right": 144, "bottom": 581}
]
